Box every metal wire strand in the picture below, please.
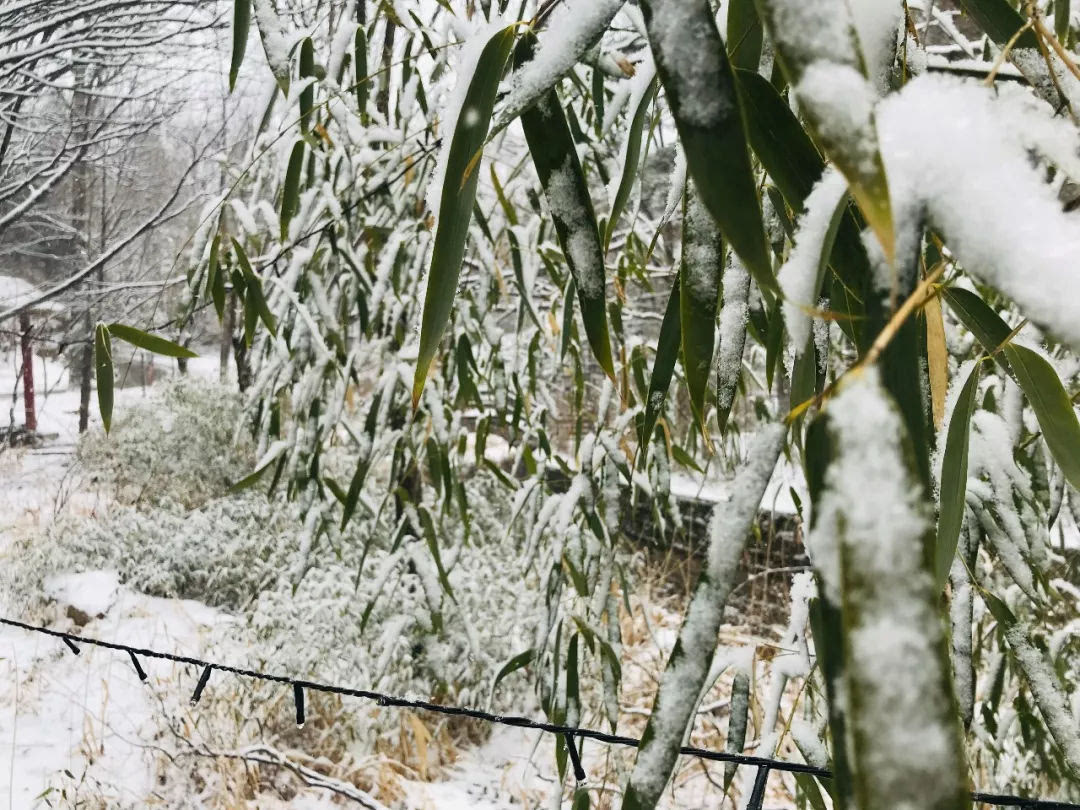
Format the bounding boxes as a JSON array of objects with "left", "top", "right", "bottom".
[{"left": 1, "top": 615, "right": 1077, "bottom": 809}]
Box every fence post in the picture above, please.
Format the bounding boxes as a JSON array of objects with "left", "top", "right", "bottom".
[{"left": 747, "top": 764, "right": 771, "bottom": 810}]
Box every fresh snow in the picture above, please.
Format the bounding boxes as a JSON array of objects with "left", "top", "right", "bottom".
[{"left": 778, "top": 169, "right": 847, "bottom": 352}]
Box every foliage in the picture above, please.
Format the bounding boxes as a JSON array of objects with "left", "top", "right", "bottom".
[{"left": 159, "top": 0, "right": 1080, "bottom": 805}]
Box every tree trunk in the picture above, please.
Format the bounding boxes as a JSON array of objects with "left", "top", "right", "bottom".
[{"left": 19, "top": 311, "right": 35, "bottom": 432}]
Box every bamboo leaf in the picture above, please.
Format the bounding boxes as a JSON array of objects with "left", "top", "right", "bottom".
[
  {"left": 604, "top": 71, "right": 658, "bottom": 250},
  {"left": 229, "top": 440, "right": 288, "bottom": 492},
  {"left": 413, "top": 25, "right": 516, "bottom": 406},
  {"left": 755, "top": 0, "right": 894, "bottom": 263},
  {"left": 936, "top": 359, "right": 982, "bottom": 591},
  {"left": 491, "top": 649, "right": 535, "bottom": 693},
  {"left": 736, "top": 69, "right": 823, "bottom": 210},
  {"left": 1003, "top": 343, "right": 1080, "bottom": 491},
  {"left": 516, "top": 34, "right": 614, "bottom": 379},
  {"left": 925, "top": 290, "right": 949, "bottom": 432},
  {"left": 106, "top": 324, "right": 197, "bottom": 359},
  {"left": 641, "top": 0, "right": 775, "bottom": 292},
  {"left": 299, "top": 37, "right": 315, "bottom": 134},
  {"left": 956, "top": 0, "right": 1040, "bottom": 48},
  {"left": 679, "top": 183, "right": 723, "bottom": 440},
  {"left": 252, "top": 0, "right": 291, "bottom": 94},
  {"left": 727, "top": 0, "right": 763, "bottom": 72},
  {"left": 231, "top": 237, "right": 277, "bottom": 337},
  {"left": 229, "top": 0, "right": 251, "bottom": 92},
  {"left": 354, "top": 26, "right": 368, "bottom": 116},
  {"left": 280, "top": 140, "right": 305, "bottom": 242},
  {"left": 94, "top": 323, "right": 113, "bottom": 434},
  {"left": 206, "top": 234, "right": 226, "bottom": 319},
  {"left": 638, "top": 278, "right": 681, "bottom": 463}
]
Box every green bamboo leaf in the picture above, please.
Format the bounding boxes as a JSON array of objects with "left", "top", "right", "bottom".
[
  {"left": 638, "top": 278, "right": 681, "bottom": 463},
  {"left": 604, "top": 71, "right": 658, "bottom": 251},
  {"left": 299, "top": 37, "right": 315, "bottom": 135},
  {"left": 515, "top": 35, "right": 614, "bottom": 379},
  {"left": 728, "top": 0, "right": 763, "bottom": 72},
  {"left": 228, "top": 440, "right": 288, "bottom": 492},
  {"left": 680, "top": 183, "right": 723, "bottom": 440},
  {"left": 936, "top": 359, "right": 983, "bottom": 590},
  {"left": 413, "top": 25, "right": 516, "bottom": 406},
  {"left": 956, "top": 0, "right": 1040, "bottom": 48},
  {"left": 1056, "top": 0, "right": 1071, "bottom": 43},
  {"left": 106, "top": 324, "right": 197, "bottom": 359},
  {"left": 94, "top": 323, "right": 113, "bottom": 434},
  {"left": 491, "top": 649, "right": 535, "bottom": 693},
  {"left": 793, "top": 773, "right": 829, "bottom": 810},
  {"left": 1003, "top": 343, "right": 1080, "bottom": 491},
  {"left": 231, "top": 238, "right": 277, "bottom": 337},
  {"left": 341, "top": 391, "right": 382, "bottom": 529},
  {"left": 641, "top": 0, "right": 775, "bottom": 293},
  {"left": 736, "top": 69, "right": 823, "bottom": 210},
  {"left": 418, "top": 505, "right": 455, "bottom": 599},
  {"left": 229, "top": 0, "right": 251, "bottom": 92},
  {"left": 206, "top": 234, "right": 226, "bottom": 320},
  {"left": 280, "top": 140, "right": 305, "bottom": 242},
  {"left": 354, "top": 26, "right": 369, "bottom": 116},
  {"left": 940, "top": 287, "right": 1012, "bottom": 349}
]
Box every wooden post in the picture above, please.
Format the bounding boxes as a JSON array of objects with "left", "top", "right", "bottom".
[{"left": 19, "top": 310, "right": 35, "bottom": 432}]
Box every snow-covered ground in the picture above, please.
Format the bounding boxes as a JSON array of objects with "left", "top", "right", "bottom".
[{"left": 0, "top": 349, "right": 798, "bottom": 809}]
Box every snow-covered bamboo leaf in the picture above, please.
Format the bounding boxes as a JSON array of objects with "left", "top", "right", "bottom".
[
  {"left": 936, "top": 359, "right": 982, "bottom": 591},
  {"left": 679, "top": 182, "right": 723, "bottom": 440},
  {"left": 604, "top": 69, "right": 658, "bottom": 251},
  {"left": 253, "top": 0, "right": 292, "bottom": 94},
  {"left": 1002, "top": 615, "right": 1080, "bottom": 777},
  {"left": 280, "top": 140, "right": 305, "bottom": 242},
  {"left": 779, "top": 170, "right": 848, "bottom": 356},
  {"left": 106, "top": 324, "right": 197, "bottom": 359},
  {"left": 418, "top": 506, "right": 455, "bottom": 599},
  {"left": 640, "top": 0, "right": 775, "bottom": 293},
  {"left": 638, "top": 278, "right": 680, "bottom": 463},
  {"left": 516, "top": 35, "right": 614, "bottom": 380},
  {"left": 229, "top": 0, "right": 251, "bottom": 92},
  {"left": 723, "top": 668, "right": 749, "bottom": 789},
  {"left": 621, "top": 425, "right": 785, "bottom": 810},
  {"left": 493, "top": 0, "right": 625, "bottom": 131},
  {"left": 1002, "top": 343, "right": 1080, "bottom": 491},
  {"left": 812, "top": 368, "right": 969, "bottom": 810},
  {"left": 229, "top": 440, "right": 288, "bottom": 492},
  {"left": 94, "top": 323, "right": 113, "bottom": 434},
  {"left": 754, "top": 0, "right": 895, "bottom": 263},
  {"left": 716, "top": 254, "right": 750, "bottom": 432},
  {"left": 413, "top": 24, "right": 516, "bottom": 406}
]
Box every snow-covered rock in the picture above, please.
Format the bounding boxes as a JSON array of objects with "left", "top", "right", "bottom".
[{"left": 44, "top": 569, "right": 120, "bottom": 625}]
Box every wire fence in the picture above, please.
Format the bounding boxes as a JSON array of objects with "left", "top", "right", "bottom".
[{"left": 1, "top": 614, "right": 1077, "bottom": 810}]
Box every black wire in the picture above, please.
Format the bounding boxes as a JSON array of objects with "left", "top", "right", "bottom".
[{"left": 1, "top": 615, "right": 1077, "bottom": 808}]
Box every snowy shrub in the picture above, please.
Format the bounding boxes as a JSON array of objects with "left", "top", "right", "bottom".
[{"left": 76, "top": 378, "right": 255, "bottom": 509}]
